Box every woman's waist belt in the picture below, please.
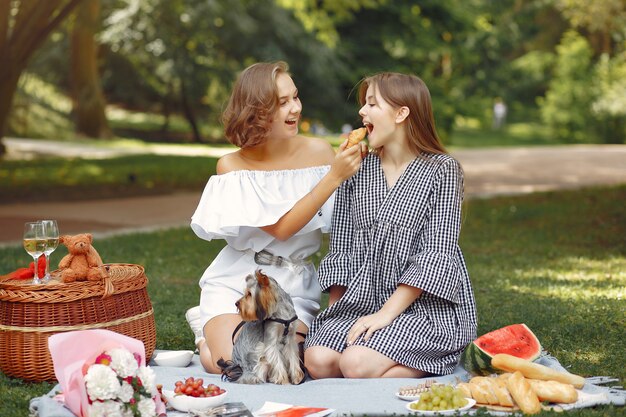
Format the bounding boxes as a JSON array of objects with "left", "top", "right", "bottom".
[{"left": 242, "top": 249, "right": 312, "bottom": 269}]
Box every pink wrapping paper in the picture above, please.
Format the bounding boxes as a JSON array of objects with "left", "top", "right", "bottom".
[{"left": 48, "top": 329, "right": 166, "bottom": 417}]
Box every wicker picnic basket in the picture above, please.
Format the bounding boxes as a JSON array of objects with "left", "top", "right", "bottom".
[{"left": 0, "top": 263, "right": 156, "bottom": 382}]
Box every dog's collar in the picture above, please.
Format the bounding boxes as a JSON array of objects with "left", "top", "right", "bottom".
[{"left": 265, "top": 315, "right": 298, "bottom": 337}]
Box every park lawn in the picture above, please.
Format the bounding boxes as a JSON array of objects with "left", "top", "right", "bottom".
[
  {"left": 0, "top": 154, "right": 217, "bottom": 203},
  {"left": 0, "top": 185, "right": 624, "bottom": 417}
]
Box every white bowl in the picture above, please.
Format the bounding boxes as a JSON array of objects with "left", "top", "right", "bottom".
[
  {"left": 153, "top": 350, "right": 194, "bottom": 367},
  {"left": 162, "top": 389, "right": 228, "bottom": 412}
]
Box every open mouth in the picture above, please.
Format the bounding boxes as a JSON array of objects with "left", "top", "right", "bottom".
[
  {"left": 286, "top": 118, "right": 299, "bottom": 126},
  {"left": 364, "top": 123, "right": 373, "bottom": 134}
]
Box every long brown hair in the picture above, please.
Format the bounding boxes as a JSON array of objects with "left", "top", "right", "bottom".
[
  {"left": 358, "top": 72, "right": 447, "bottom": 155},
  {"left": 222, "top": 61, "right": 289, "bottom": 148}
]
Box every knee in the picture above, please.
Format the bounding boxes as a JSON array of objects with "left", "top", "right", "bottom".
[
  {"left": 304, "top": 347, "right": 336, "bottom": 379},
  {"left": 339, "top": 350, "right": 377, "bottom": 379}
]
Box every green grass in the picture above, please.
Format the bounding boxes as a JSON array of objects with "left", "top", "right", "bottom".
[
  {"left": 0, "top": 154, "right": 217, "bottom": 203},
  {"left": 0, "top": 185, "right": 624, "bottom": 416},
  {"left": 447, "top": 117, "right": 557, "bottom": 148}
]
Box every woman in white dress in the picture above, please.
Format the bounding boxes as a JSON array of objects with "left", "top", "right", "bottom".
[{"left": 189, "top": 61, "right": 365, "bottom": 374}]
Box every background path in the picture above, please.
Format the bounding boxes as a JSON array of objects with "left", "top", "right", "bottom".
[{"left": 1, "top": 139, "right": 625, "bottom": 246}]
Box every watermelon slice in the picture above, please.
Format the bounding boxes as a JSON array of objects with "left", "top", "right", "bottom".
[{"left": 461, "top": 323, "right": 541, "bottom": 376}]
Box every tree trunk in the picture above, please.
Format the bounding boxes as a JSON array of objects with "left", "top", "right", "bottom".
[
  {"left": 0, "top": 0, "right": 83, "bottom": 156},
  {"left": 70, "top": 0, "right": 111, "bottom": 138},
  {"left": 180, "top": 79, "right": 202, "bottom": 142}
]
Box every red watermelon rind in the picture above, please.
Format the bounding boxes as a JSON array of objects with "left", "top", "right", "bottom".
[{"left": 461, "top": 323, "right": 541, "bottom": 376}]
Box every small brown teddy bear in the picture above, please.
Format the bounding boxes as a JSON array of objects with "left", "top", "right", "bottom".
[{"left": 58, "top": 233, "right": 108, "bottom": 283}]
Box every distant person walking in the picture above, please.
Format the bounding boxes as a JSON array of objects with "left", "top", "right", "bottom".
[{"left": 493, "top": 97, "right": 507, "bottom": 129}]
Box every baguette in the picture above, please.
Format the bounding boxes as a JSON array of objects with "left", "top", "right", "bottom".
[
  {"left": 491, "top": 353, "right": 585, "bottom": 388},
  {"left": 527, "top": 379, "right": 578, "bottom": 404},
  {"left": 470, "top": 376, "right": 499, "bottom": 405},
  {"left": 468, "top": 379, "right": 493, "bottom": 405},
  {"left": 506, "top": 371, "right": 542, "bottom": 414},
  {"left": 346, "top": 127, "right": 366, "bottom": 148},
  {"left": 469, "top": 377, "right": 499, "bottom": 405},
  {"left": 490, "top": 378, "right": 515, "bottom": 407}
]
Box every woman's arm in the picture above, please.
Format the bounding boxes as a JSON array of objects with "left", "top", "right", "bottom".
[
  {"left": 328, "top": 285, "right": 347, "bottom": 306},
  {"left": 261, "top": 142, "right": 364, "bottom": 241},
  {"left": 347, "top": 284, "right": 423, "bottom": 344}
]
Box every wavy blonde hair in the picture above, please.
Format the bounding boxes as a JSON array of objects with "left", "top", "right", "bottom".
[
  {"left": 358, "top": 72, "right": 447, "bottom": 156},
  {"left": 222, "top": 61, "right": 289, "bottom": 148}
]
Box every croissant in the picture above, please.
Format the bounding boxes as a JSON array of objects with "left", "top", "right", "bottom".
[{"left": 346, "top": 127, "right": 366, "bottom": 148}]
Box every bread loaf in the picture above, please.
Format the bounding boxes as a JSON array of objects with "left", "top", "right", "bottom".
[
  {"left": 506, "top": 371, "right": 542, "bottom": 414},
  {"left": 491, "top": 353, "right": 585, "bottom": 388},
  {"left": 527, "top": 379, "right": 578, "bottom": 404}
]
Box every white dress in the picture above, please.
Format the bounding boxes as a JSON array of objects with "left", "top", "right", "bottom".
[{"left": 190, "top": 166, "right": 335, "bottom": 329}]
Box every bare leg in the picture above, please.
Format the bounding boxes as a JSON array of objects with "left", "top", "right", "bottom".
[
  {"left": 199, "top": 314, "right": 242, "bottom": 374},
  {"left": 381, "top": 364, "right": 430, "bottom": 378},
  {"left": 304, "top": 345, "right": 343, "bottom": 379},
  {"left": 340, "top": 346, "right": 428, "bottom": 378},
  {"left": 295, "top": 320, "right": 308, "bottom": 344}
]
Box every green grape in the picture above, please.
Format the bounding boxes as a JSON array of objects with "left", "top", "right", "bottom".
[{"left": 413, "top": 384, "right": 469, "bottom": 412}]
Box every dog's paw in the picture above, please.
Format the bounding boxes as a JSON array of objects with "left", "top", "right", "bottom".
[
  {"left": 238, "top": 373, "right": 265, "bottom": 385},
  {"left": 290, "top": 369, "right": 305, "bottom": 385}
]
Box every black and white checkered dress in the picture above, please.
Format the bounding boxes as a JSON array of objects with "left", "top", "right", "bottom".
[{"left": 305, "top": 152, "right": 477, "bottom": 375}]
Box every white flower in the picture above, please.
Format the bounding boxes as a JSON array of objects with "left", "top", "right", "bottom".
[
  {"left": 85, "top": 364, "right": 120, "bottom": 401},
  {"left": 118, "top": 380, "right": 134, "bottom": 403},
  {"left": 108, "top": 348, "right": 139, "bottom": 378},
  {"left": 136, "top": 366, "right": 156, "bottom": 394},
  {"left": 89, "top": 400, "right": 124, "bottom": 417},
  {"left": 137, "top": 397, "right": 157, "bottom": 417}
]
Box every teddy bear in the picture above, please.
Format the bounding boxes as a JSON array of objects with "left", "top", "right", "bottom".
[{"left": 58, "top": 233, "right": 108, "bottom": 283}]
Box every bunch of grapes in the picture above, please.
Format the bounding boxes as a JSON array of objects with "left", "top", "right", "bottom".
[
  {"left": 173, "top": 377, "right": 226, "bottom": 398},
  {"left": 410, "top": 384, "right": 468, "bottom": 411}
]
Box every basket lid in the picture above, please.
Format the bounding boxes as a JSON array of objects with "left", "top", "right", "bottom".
[{"left": 0, "top": 263, "right": 148, "bottom": 303}]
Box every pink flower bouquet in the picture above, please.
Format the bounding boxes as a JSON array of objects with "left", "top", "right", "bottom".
[{"left": 48, "top": 329, "right": 166, "bottom": 417}]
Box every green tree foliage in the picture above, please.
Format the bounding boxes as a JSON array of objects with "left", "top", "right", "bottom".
[
  {"left": 591, "top": 53, "right": 626, "bottom": 143},
  {"left": 553, "top": 0, "right": 626, "bottom": 55},
  {"left": 539, "top": 30, "right": 595, "bottom": 143},
  {"left": 327, "top": 0, "right": 484, "bottom": 139},
  {"left": 100, "top": 0, "right": 345, "bottom": 140},
  {"left": 7, "top": 0, "right": 626, "bottom": 145}
]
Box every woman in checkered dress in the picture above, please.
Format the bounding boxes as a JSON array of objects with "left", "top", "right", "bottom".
[{"left": 304, "top": 73, "right": 477, "bottom": 378}]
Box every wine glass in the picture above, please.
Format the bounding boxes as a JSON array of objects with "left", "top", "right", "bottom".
[
  {"left": 23, "top": 222, "right": 46, "bottom": 284},
  {"left": 41, "top": 219, "right": 59, "bottom": 283}
]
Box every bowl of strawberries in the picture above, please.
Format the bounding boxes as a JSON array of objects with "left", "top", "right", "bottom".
[{"left": 162, "top": 377, "right": 227, "bottom": 412}]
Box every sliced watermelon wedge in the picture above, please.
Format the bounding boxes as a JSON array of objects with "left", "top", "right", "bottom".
[{"left": 461, "top": 323, "right": 542, "bottom": 376}]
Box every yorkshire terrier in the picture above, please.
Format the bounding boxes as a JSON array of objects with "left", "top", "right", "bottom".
[{"left": 217, "top": 269, "right": 304, "bottom": 385}]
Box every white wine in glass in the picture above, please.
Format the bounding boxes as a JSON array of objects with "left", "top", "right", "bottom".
[
  {"left": 41, "top": 219, "right": 59, "bottom": 283},
  {"left": 23, "top": 222, "right": 46, "bottom": 284}
]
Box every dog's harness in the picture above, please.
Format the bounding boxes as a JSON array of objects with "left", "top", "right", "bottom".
[
  {"left": 231, "top": 316, "right": 305, "bottom": 344},
  {"left": 265, "top": 315, "right": 298, "bottom": 337}
]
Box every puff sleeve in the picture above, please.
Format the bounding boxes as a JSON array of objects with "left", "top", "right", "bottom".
[{"left": 398, "top": 158, "right": 465, "bottom": 303}]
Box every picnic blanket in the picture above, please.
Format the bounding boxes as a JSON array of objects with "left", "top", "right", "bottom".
[{"left": 30, "top": 352, "right": 625, "bottom": 416}]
